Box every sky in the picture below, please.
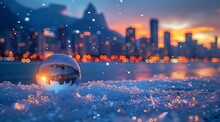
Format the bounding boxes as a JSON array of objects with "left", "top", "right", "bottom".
[{"left": 16, "top": 0, "right": 220, "bottom": 48}]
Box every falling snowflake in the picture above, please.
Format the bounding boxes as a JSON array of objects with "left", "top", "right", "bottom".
[{"left": 24, "top": 17, "right": 30, "bottom": 22}]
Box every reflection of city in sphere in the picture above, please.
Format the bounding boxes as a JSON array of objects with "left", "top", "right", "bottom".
[{"left": 36, "top": 54, "right": 81, "bottom": 92}]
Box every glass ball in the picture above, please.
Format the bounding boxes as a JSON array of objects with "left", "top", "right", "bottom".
[{"left": 36, "top": 54, "right": 81, "bottom": 92}]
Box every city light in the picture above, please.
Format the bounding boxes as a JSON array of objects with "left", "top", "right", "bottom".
[
  {"left": 0, "top": 1, "right": 219, "bottom": 63},
  {"left": 0, "top": 1, "right": 220, "bottom": 121}
]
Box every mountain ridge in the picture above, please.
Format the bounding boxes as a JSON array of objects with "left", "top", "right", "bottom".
[
  {"left": 1, "top": 0, "right": 77, "bottom": 29},
  {"left": 0, "top": 1, "right": 21, "bottom": 33},
  {"left": 1, "top": 0, "right": 124, "bottom": 42}
]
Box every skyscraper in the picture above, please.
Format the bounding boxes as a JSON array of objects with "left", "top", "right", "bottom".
[
  {"left": 215, "top": 36, "right": 218, "bottom": 46},
  {"left": 150, "top": 19, "right": 159, "bottom": 47},
  {"left": 211, "top": 36, "right": 218, "bottom": 49},
  {"left": 164, "top": 31, "right": 171, "bottom": 57},
  {"left": 126, "top": 27, "right": 136, "bottom": 43},
  {"left": 40, "top": 28, "right": 56, "bottom": 55},
  {"left": 164, "top": 32, "right": 170, "bottom": 48},
  {"left": 71, "top": 31, "right": 81, "bottom": 55},
  {"left": 4, "top": 29, "right": 20, "bottom": 55},
  {"left": 18, "top": 29, "right": 30, "bottom": 55},
  {"left": 0, "top": 37, "right": 6, "bottom": 56},
  {"left": 29, "top": 31, "right": 39, "bottom": 54},
  {"left": 185, "top": 33, "right": 193, "bottom": 42},
  {"left": 185, "top": 33, "right": 196, "bottom": 58},
  {"left": 125, "top": 27, "right": 137, "bottom": 56},
  {"left": 57, "top": 25, "right": 67, "bottom": 53}
]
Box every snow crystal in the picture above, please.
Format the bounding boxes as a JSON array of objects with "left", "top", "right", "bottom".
[
  {"left": 0, "top": 77, "right": 220, "bottom": 121},
  {"left": 24, "top": 17, "right": 30, "bottom": 22}
]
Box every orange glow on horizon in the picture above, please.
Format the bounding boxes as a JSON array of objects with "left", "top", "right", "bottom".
[{"left": 109, "top": 22, "right": 219, "bottom": 49}]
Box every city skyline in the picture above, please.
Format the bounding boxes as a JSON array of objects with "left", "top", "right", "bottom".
[
  {"left": 1, "top": 0, "right": 220, "bottom": 61},
  {"left": 15, "top": 0, "right": 220, "bottom": 48}
]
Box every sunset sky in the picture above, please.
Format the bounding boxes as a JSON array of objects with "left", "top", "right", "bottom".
[{"left": 17, "top": 0, "right": 220, "bottom": 48}]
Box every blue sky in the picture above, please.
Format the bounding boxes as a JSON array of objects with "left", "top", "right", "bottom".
[{"left": 15, "top": 0, "right": 220, "bottom": 47}]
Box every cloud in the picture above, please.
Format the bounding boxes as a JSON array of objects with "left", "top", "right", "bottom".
[
  {"left": 166, "top": 26, "right": 215, "bottom": 48},
  {"left": 161, "top": 21, "right": 190, "bottom": 30},
  {"left": 191, "top": 27, "right": 215, "bottom": 33}
]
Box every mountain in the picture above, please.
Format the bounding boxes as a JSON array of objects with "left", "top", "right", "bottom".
[
  {"left": 2, "top": 0, "right": 77, "bottom": 29},
  {"left": 69, "top": 3, "right": 123, "bottom": 42},
  {"left": 1, "top": 1, "right": 124, "bottom": 42},
  {"left": 0, "top": 1, "right": 21, "bottom": 33},
  {"left": 1, "top": 0, "right": 30, "bottom": 18},
  {"left": 83, "top": 3, "right": 108, "bottom": 28},
  {"left": 28, "top": 4, "right": 77, "bottom": 28}
]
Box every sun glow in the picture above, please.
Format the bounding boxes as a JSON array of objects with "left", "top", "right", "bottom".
[
  {"left": 109, "top": 21, "right": 218, "bottom": 49},
  {"left": 41, "top": 76, "right": 47, "bottom": 82}
]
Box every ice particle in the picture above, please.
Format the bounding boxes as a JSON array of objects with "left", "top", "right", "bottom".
[{"left": 24, "top": 17, "right": 30, "bottom": 22}]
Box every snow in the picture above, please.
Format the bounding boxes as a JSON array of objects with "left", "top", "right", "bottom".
[{"left": 0, "top": 77, "right": 220, "bottom": 122}]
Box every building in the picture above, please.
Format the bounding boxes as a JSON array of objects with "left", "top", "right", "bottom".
[
  {"left": 0, "top": 37, "right": 6, "bottom": 56},
  {"left": 196, "top": 45, "right": 209, "bottom": 58},
  {"left": 211, "top": 36, "right": 218, "bottom": 50},
  {"left": 5, "top": 29, "right": 19, "bottom": 55},
  {"left": 164, "top": 31, "right": 171, "bottom": 57},
  {"left": 211, "top": 36, "right": 219, "bottom": 57},
  {"left": 85, "top": 33, "right": 101, "bottom": 56},
  {"left": 126, "top": 27, "right": 136, "bottom": 43},
  {"left": 185, "top": 33, "right": 193, "bottom": 42},
  {"left": 39, "top": 28, "right": 57, "bottom": 56},
  {"left": 185, "top": 33, "right": 196, "bottom": 58},
  {"left": 215, "top": 36, "right": 218, "bottom": 48},
  {"left": 150, "top": 19, "right": 159, "bottom": 47},
  {"left": 111, "top": 42, "right": 123, "bottom": 55},
  {"left": 125, "top": 27, "right": 137, "bottom": 56},
  {"left": 17, "top": 29, "right": 30, "bottom": 55},
  {"left": 178, "top": 42, "right": 187, "bottom": 56},
  {"left": 71, "top": 31, "right": 81, "bottom": 56},
  {"left": 57, "top": 25, "right": 67, "bottom": 53}
]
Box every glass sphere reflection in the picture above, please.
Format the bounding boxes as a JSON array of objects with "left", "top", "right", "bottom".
[{"left": 36, "top": 54, "right": 81, "bottom": 92}]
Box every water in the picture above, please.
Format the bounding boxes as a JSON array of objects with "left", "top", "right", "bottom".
[
  {"left": 0, "top": 62, "right": 220, "bottom": 84},
  {"left": 0, "top": 62, "right": 220, "bottom": 121}
]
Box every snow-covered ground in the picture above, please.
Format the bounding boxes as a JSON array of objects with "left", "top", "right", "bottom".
[{"left": 0, "top": 77, "right": 220, "bottom": 122}]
